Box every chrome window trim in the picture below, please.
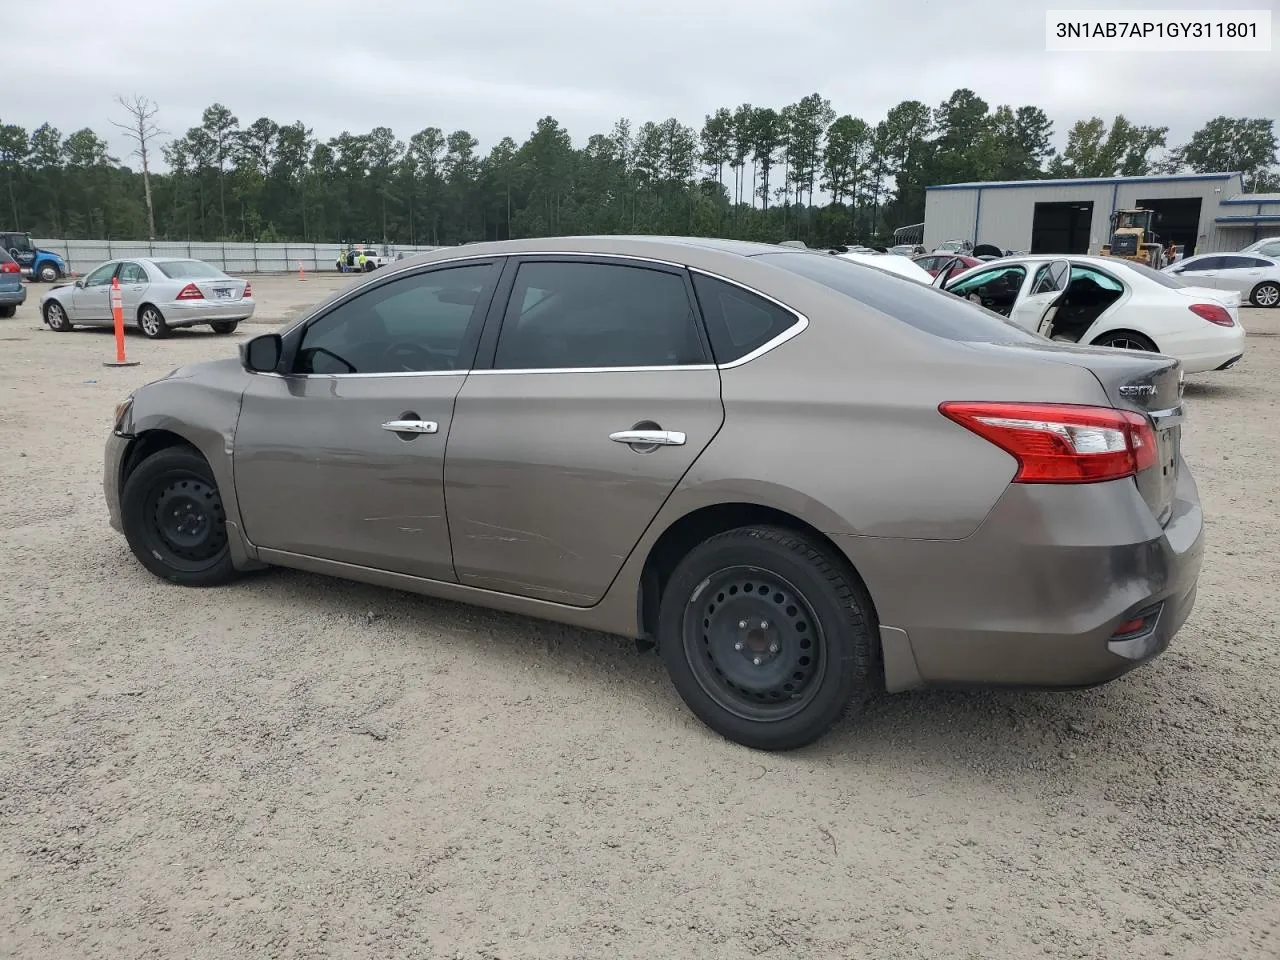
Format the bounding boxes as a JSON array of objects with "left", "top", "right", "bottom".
[{"left": 262, "top": 250, "right": 810, "bottom": 381}]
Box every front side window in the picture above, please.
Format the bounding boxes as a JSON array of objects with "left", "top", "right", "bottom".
[
  {"left": 493, "top": 261, "right": 706, "bottom": 370},
  {"left": 294, "top": 263, "right": 494, "bottom": 375},
  {"left": 1178, "top": 256, "right": 1223, "bottom": 272},
  {"left": 84, "top": 263, "right": 118, "bottom": 287}
]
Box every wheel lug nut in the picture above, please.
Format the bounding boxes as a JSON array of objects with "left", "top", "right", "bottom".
[
  {"left": 752, "top": 657, "right": 762, "bottom": 666},
  {"left": 760, "top": 620, "right": 769, "bottom": 629},
  {"left": 738, "top": 620, "right": 747, "bottom": 629},
  {"left": 769, "top": 643, "right": 779, "bottom": 654},
  {"left": 734, "top": 641, "right": 744, "bottom": 651}
]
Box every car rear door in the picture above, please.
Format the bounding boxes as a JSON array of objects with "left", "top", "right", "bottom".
[
  {"left": 1010, "top": 259, "right": 1070, "bottom": 335},
  {"left": 232, "top": 259, "right": 503, "bottom": 581},
  {"left": 443, "top": 256, "right": 724, "bottom": 606},
  {"left": 1210, "top": 255, "right": 1268, "bottom": 297}
]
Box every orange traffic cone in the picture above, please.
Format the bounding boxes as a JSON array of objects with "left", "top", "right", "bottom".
[
  {"left": 298, "top": 260, "right": 306, "bottom": 281},
  {"left": 103, "top": 276, "right": 139, "bottom": 368}
]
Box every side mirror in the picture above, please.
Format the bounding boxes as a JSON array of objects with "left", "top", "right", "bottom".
[
  {"left": 241, "top": 333, "right": 282, "bottom": 373},
  {"left": 74, "top": 278, "right": 84, "bottom": 288}
]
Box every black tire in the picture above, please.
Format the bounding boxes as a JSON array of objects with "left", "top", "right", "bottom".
[
  {"left": 0, "top": 304, "right": 15, "bottom": 319},
  {"left": 37, "top": 263, "right": 61, "bottom": 283},
  {"left": 120, "top": 446, "right": 239, "bottom": 587},
  {"left": 138, "top": 304, "right": 170, "bottom": 339},
  {"left": 1092, "top": 329, "right": 1158, "bottom": 352},
  {"left": 210, "top": 320, "right": 239, "bottom": 334},
  {"left": 43, "top": 300, "right": 72, "bottom": 331},
  {"left": 1250, "top": 281, "right": 1280, "bottom": 308},
  {"left": 657, "top": 525, "right": 877, "bottom": 751},
  {"left": 364, "top": 260, "right": 376, "bottom": 272}
]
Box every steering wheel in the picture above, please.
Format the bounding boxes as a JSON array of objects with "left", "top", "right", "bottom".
[{"left": 382, "top": 341, "right": 449, "bottom": 372}]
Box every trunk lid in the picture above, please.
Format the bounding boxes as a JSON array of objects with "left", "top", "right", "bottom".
[
  {"left": 191, "top": 277, "right": 248, "bottom": 302},
  {"left": 973, "top": 340, "right": 1184, "bottom": 525}
]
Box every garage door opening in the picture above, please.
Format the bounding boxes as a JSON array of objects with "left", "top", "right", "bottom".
[
  {"left": 1135, "top": 197, "right": 1203, "bottom": 256},
  {"left": 1031, "top": 201, "right": 1094, "bottom": 254}
]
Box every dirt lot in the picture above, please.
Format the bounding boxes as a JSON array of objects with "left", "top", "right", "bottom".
[{"left": 1, "top": 273, "right": 1278, "bottom": 960}]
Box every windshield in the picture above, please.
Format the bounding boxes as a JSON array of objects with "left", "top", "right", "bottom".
[
  {"left": 1103, "top": 257, "right": 1187, "bottom": 289},
  {"left": 755, "top": 252, "right": 1041, "bottom": 344},
  {"left": 156, "top": 260, "right": 226, "bottom": 280}
]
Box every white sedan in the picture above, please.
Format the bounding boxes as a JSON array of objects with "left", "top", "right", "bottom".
[
  {"left": 834, "top": 250, "right": 935, "bottom": 284},
  {"left": 1162, "top": 252, "right": 1280, "bottom": 308},
  {"left": 935, "top": 254, "right": 1246, "bottom": 374},
  {"left": 40, "top": 257, "right": 255, "bottom": 339}
]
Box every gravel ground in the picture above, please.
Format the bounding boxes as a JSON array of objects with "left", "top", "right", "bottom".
[{"left": 1, "top": 275, "right": 1277, "bottom": 960}]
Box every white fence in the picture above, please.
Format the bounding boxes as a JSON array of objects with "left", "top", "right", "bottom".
[{"left": 32, "top": 239, "right": 446, "bottom": 275}]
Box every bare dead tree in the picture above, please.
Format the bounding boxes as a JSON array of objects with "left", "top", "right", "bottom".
[{"left": 111, "top": 94, "right": 166, "bottom": 239}]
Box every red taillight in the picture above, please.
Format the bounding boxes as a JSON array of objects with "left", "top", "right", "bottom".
[
  {"left": 1188, "top": 302, "right": 1234, "bottom": 326},
  {"left": 939, "top": 402, "right": 1158, "bottom": 484},
  {"left": 175, "top": 283, "right": 203, "bottom": 301},
  {"left": 0, "top": 261, "right": 19, "bottom": 274},
  {"left": 243, "top": 282, "right": 253, "bottom": 299}
]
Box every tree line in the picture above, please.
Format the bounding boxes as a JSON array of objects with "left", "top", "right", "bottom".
[{"left": 2, "top": 89, "right": 1276, "bottom": 250}]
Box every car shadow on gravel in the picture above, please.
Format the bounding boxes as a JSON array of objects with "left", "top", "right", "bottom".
[{"left": 240, "top": 566, "right": 1192, "bottom": 775}]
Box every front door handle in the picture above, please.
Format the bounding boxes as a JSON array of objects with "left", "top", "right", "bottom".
[
  {"left": 381, "top": 419, "right": 438, "bottom": 434},
  {"left": 609, "top": 429, "right": 685, "bottom": 446}
]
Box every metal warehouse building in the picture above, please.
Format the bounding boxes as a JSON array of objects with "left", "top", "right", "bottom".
[{"left": 923, "top": 172, "right": 1280, "bottom": 258}]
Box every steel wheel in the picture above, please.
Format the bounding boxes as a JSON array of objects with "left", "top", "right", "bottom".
[
  {"left": 146, "top": 475, "right": 229, "bottom": 570},
  {"left": 682, "top": 566, "right": 827, "bottom": 722},
  {"left": 1251, "top": 282, "right": 1280, "bottom": 308},
  {"left": 44, "top": 301, "right": 71, "bottom": 331},
  {"left": 138, "top": 306, "right": 169, "bottom": 339}
]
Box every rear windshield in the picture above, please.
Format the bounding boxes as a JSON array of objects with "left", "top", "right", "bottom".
[
  {"left": 753, "top": 252, "right": 1041, "bottom": 343},
  {"left": 156, "top": 260, "right": 225, "bottom": 280},
  {"left": 1103, "top": 257, "right": 1185, "bottom": 289}
]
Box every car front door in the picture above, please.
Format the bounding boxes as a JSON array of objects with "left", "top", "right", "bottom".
[
  {"left": 70, "top": 262, "right": 120, "bottom": 322},
  {"left": 232, "top": 260, "right": 503, "bottom": 580},
  {"left": 1010, "top": 259, "right": 1071, "bottom": 335},
  {"left": 117, "top": 261, "right": 151, "bottom": 317},
  {"left": 444, "top": 256, "right": 724, "bottom": 606},
  {"left": 1171, "top": 255, "right": 1224, "bottom": 288}
]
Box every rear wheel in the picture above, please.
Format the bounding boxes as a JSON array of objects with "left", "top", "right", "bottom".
[
  {"left": 1250, "top": 282, "right": 1280, "bottom": 308},
  {"left": 120, "top": 446, "right": 239, "bottom": 587},
  {"left": 658, "top": 525, "right": 877, "bottom": 751},
  {"left": 0, "top": 305, "right": 15, "bottom": 319},
  {"left": 138, "top": 305, "right": 170, "bottom": 339},
  {"left": 1092, "top": 330, "right": 1158, "bottom": 352},
  {"left": 210, "top": 320, "right": 239, "bottom": 334},
  {"left": 43, "top": 300, "right": 72, "bottom": 331}
]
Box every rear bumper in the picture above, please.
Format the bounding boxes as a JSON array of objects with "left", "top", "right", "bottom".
[
  {"left": 162, "top": 300, "right": 256, "bottom": 328},
  {"left": 0, "top": 286, "right": 26, "bottom": 306},
  {"left": 840, "top": 465, "right": 1204, "bottom": 691},
  {"left": 1159, "top": 323, "right": 1246, "bottom": 374}
]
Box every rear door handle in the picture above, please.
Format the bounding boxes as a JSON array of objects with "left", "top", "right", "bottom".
[
  {"left": 609, "top": 429, "right": 685, "bottom": 446},
  {"left": 381, "top": 419, "right": 438, "bottom": 434}
]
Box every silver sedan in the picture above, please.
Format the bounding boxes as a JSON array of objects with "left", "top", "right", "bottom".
[{"left": 40, "top": 258, "right": 256, "bottom": 338}]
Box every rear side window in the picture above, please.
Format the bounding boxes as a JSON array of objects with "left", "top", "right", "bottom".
[
  {"left": 690, "top": 273, "right": 800, "bottom": 363},
  {"left": 156, "top": 260, "right": 225, "bottom": 280},
  {"left": 754, "top": 251, "right": 1040, "bottom": 343}
]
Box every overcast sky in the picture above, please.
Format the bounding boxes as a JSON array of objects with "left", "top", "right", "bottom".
[{"left": 10, "top": 0, "right": 1278, "bottom": 168}]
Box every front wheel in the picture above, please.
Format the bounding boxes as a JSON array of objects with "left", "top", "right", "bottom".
[
  {"left": 1092, "top": 330, "right": 1158, "bottom": 352},
  {"left": 210, "top": 320, "right": 239, "bottom": 334},
  {"left": 37, "top": 263, "right": 61, "bottom": 283},
  {"left": 1250, "top": 282, "right": 1280, "bottom": 308},
  {"left": 658, "top": 526, "right": 877, "bottom": 751},
  {"left": 138, "top": 305, "right": 170, "bottom": 339},
  {"left": 120, "top": 446, "right": 239, "bottom": 587},
  {"left": 43, "top": 300, "right": 72, "bottom": 331}
]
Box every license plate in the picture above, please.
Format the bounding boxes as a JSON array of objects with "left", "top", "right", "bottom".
[{"left": 214, "top": 287, "right": 232, "bottom": 300}]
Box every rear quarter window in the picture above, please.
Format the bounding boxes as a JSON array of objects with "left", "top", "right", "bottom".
[
  {"left": 754, "top": 252, "right": 1040, "bottom": 344},
  {"left": 690, "top": 273, "right": 800, "bottom": 362}
]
